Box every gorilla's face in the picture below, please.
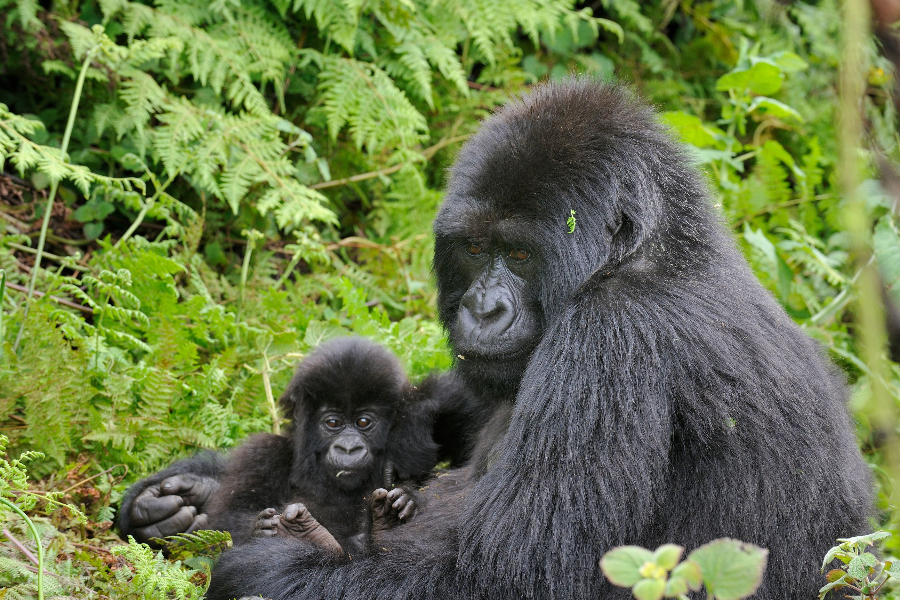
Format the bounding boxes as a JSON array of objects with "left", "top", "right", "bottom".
[
  {"left": 436, "top": 221, "right": 544, "bottom": 395},
  {"left": 316, "top": 407, "right": 388, "bottom": 490}
]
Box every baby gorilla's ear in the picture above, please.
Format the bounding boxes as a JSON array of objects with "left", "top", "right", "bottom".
[{"left": 278, "top": 374, "right": 310, "bottom": 423}]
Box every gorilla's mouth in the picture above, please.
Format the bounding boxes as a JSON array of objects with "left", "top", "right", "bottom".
[{"left": 454, "top": 345, "right": 535, "bottom": 363}]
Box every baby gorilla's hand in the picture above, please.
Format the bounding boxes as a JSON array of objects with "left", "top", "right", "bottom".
[
  {"left": 253, "top": 504, "right": 342, "bottom": 554},
  {"left": 370, "top": 487, "right": 417, "bottom": 532},
  {"left": 252, "top": 507, "right": 280, "bottom": 537}
]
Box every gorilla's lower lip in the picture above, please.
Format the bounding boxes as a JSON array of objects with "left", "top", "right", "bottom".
[{"left": 454, "top": 347, "right": 533, "bottom": 362}]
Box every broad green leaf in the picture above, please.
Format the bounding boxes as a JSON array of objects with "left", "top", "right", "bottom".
[
  {"left": 846, "top": 552, "right": 877, "bottom": 579},
  {"left": 875, "top": 217, "right": 900, "bottom": 306},
  {"left": 661, "top": 112, "right": 725, "bottom": 148},
  {"left": 664, "top": 576, "right": 688, "bottom": 596},
  {"left": 670, "top": 560, "right": 703, "bottom": 590},
  {"left": 600, "top": 546, "right": 654, "bottom": 587},
  {"left": 716, "top": 62, "right": 783, "bottom": 95},
  {"left": 748, "top": 97, "right": 803, "bottom": 122},
  {"left": 688, "top": 539, "right": 768, "bottom": 600},
  {"left": 652, "top": 544, "right": 683, "bottom": 571},
  {"left": 769, "top": 51, "right": 808, "bottom": 73},
  {"left": 837, "top": 531, "right": 892, "bottom": 548},
  {"left": 633, "top": 578, "right": 665, "bottom": 600}
]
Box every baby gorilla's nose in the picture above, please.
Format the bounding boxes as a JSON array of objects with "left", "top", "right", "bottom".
[{"left": 333, "top": 441, "right": 366, "bottom": 457}]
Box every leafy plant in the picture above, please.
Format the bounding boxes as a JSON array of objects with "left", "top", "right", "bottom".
[
  {"left": 820, "top": 532, "right": 900, "bottom": 599},
  {"left": 600, "top": 539, "right": 768, "bottom": 600}
]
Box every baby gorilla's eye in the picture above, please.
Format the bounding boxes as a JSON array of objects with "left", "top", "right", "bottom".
[
  {"left": 509, "top": 249, "right": 529, "bottom": 261},
  {"left": 466, "top": 243, "right": 483, "bottom": 256},
  {"left": 355, "top": 417, "right": 373, "bottom": 429},
  {"left": 324, "top": 418, "right": 343, "bottom": 430}
]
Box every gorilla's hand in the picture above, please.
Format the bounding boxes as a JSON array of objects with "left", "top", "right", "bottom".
[
  {"left": 371, "top": 486, "right": 417, "bottom": 532},
  {"left": 252, "top": 507, "right": 280, "bottom": 537},
  {"left": 129, "top": 474, "right": 219, "bottom": 543}
]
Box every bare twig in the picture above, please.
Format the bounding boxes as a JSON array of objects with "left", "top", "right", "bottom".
[
  {"left": 2, "top": 528, "right": 39, "bottom": 565},
  {"left": 5, "top": 281, "right": 94, "bottom": 314},
  {"left": 309, "top": 135, "right": 469, "bottom": 190}
]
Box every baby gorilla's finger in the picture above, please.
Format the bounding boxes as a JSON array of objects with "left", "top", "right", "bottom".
[
  {"left": 371, "top": 488, "right": 388, "bottom": 502},
  {"left": 281, "top": 502, "right": 306, "bottom": 522},
  {"left": 134, "top": 505, "right": 198, "bottom": 542},
  {"left": 258, "top": 508, "right": 277, "bottom": 519},
  {"left": 385, "top": 488, "right": 404, "bottom": 502},
  {"left": 184, "top": 513, "right": 209, "bottom": 534},
  {"left": 131, "top": 489, "right": 184, "bottom": 525},
  {"left": 397, "top": 499, "right": 416, "bottom": 521}
]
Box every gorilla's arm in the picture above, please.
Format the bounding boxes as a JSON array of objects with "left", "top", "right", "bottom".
[
  {"left": 418, "top": 372, "right": 489, "bottom": 466},
  {"left": 457, "top": 278, "right": 676, "bottom": 598},
  {"left": 118, "top": 451, "right": 227, "bottom": 544},
  {"left": 204, "top": 433, "right": 294, "bottom": 545}
]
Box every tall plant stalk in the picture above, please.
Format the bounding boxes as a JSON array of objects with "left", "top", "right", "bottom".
[
  {"left": 12, "top": 45, "right": 100, "bottom": 352},
  {"left": 0, "top": 268, "right": 6, "bottom": 361},
  {"left": 840, "top": 0, "right": 900, "bottom": 502},
  {"left": 0, "top": 497, "right": 45, "bottom": 600}
]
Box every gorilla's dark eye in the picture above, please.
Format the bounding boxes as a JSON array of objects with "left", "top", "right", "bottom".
[
  {"left": 509, "top": 249, "right": 529, "bottom": 261},
  {"left": 324, "top": 418, "right": 343, "bottom": 430},
  {"left": 355, "top": 417, "right": 373, "bottom": 429},
  {"left": 466, "top": 243, "right": 483, "bottom": 256}
]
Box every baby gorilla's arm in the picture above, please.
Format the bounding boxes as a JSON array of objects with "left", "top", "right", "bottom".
[
  {"left": 370, "top": 487, "right": 417, "bottom": 532},
  {"left": 252, "top": 504, "right": 342, "bottom": 554}
]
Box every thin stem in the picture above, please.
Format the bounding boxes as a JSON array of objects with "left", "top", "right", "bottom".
[
  {"left": 0, "top": 269, "right": 6, "bottom": 361},
  {"left": 261, "top": 352, "right": 280, "bottom": 435},
  {"left": 115, "top": 167, "right": 181, "bottom": 249},
  {"left": 236, "top": 233, "right": 261, "bottom": 322},
  {"left": 12, "top": 45, "right": 99, "bottom": 353},
  {"left": 0, "top": 497, "right": 44, "bottom": 600},
  {"left": 274, "top": 252, "right": 304, "bottom": 289}
]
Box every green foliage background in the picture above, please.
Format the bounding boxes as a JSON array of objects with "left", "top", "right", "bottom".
[{"left": 1, "top": 0, "right": 900, "bottom": 596}]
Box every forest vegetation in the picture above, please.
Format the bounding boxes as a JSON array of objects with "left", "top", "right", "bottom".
[{"left": 1, "top": 0, "right": 900, "bottom": 597}]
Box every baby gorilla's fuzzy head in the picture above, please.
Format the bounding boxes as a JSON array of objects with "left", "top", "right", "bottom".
[{"left": 279, "top": 337, "right": 412, "bottom": 492}]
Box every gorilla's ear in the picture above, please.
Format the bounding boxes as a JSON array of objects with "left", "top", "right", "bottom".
[
  {"left": 278, "top": 374, "right": 308, "bottom": 422},
  {"left": 607, "top": 212, "right": 639, "bottom": 265}
]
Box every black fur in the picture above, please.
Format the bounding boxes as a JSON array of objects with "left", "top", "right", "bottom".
[
  {"left": 208, "top": 80, "right": 872, "bottom": 600},
  {"left": 205, "top": 336, "right": 442, "bottom": 550},
  {"left": 120, "top": 337, "right": 468, "bottom": 550}
]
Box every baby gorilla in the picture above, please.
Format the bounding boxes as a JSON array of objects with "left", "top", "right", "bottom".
[{"left": 202, "top": 337, "right": 440, "bottom": 554}]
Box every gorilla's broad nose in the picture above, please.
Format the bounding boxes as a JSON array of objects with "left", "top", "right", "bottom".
[
  {"left": 460, "top": 284, "right": 515, "bottom": 336},
  {"left": 333, "top": 442, "right": 367, "bottom": 457}
]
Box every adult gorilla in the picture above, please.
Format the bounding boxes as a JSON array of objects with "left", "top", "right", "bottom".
[{"left": 209, "top": 79, "right": 872, "bottom": 600}]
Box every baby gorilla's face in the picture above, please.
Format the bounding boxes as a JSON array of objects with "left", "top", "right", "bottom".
[{"left": 317, "top": 407, "right": 388, "bottom": 488}]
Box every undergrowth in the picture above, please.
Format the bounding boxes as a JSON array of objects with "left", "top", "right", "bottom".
[{"left": 0, "top": 0, "right": 899, "bottom": 596}]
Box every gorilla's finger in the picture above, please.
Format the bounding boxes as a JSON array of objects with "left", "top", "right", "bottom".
[
  {"left": 282, "top": 503, "right": 305, "bottom": 522},
  {"left": 253, "top": 529, "right": 278, "bottom": 537},
  {"left": 159, "top": 474, "right": 199, "bottom": 495},
  {"left": 134, "top": 505, "right": 198, "bottom": 541},
  {"left": 391, "top": 494, "right": 409, "bottom": 510},
  {"left": 398, "top": 501, "right": 416, "bottom": 521},
  {"left": 255, "top": 517, "right": 279, "bottom": 530},
  {"left": 371, "top": 488, "right": 388, "bottom": 502},
  {"left": 385, "top": 488, "right": 403, "bottom": 501},
  {"left": 185, "top": 513, "right": 209, "bottom": 534},
  {"left": 257, "top": 508, "right": 277, "bottom": 519},
  {"left": 131, "top": 491, "right": 184, "bottom": 526},
  {"left": 159, "top": 474, "right": 220, "bottom": 509}
]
